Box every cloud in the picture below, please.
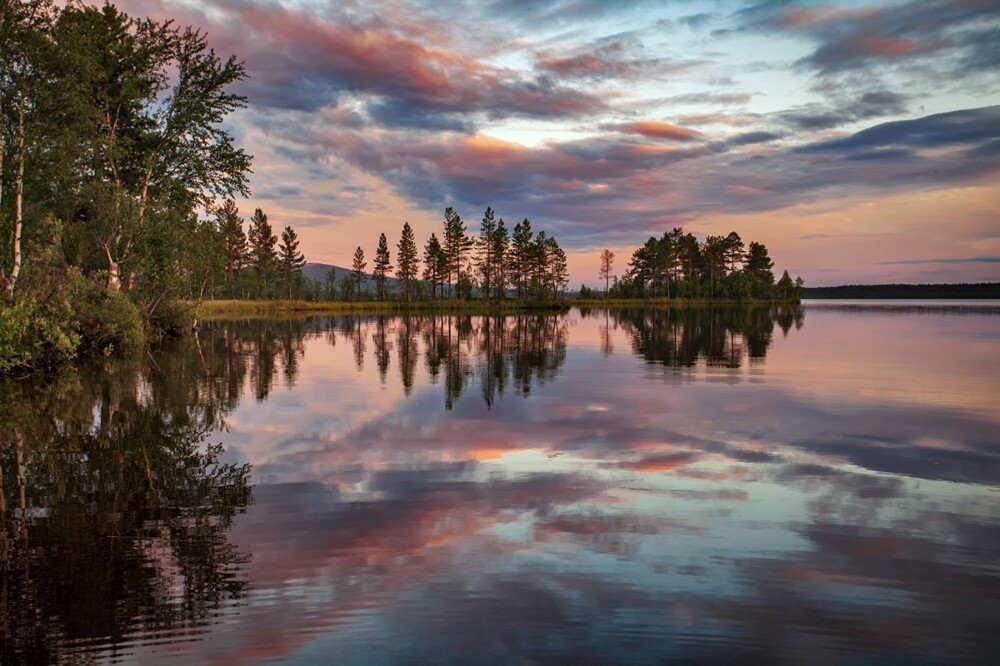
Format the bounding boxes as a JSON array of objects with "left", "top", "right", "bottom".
[
  {"left": 779, "top": 90, "right": 911, "bottom": 131},
  {"left": 252, "top": 102, "right": 999, "bottom": 251},
  {"left": 726, "top": 130, "right": 782, "bottom": 146},
  {"left": 123, "top": 0, "right": 608, "bottom": 124},
  {"left": 535, "top": 36, "right": 700, "bottom": 82},
  {"left": 602, "top": 121, "right": 702, "bottom": 141},
  {"left": 674, "top": 112, "right": 758, "bottom": 127},
  {"left": 483, "top": 0, "right": 667, "bottom": 27},
  {"left": 877, "top": 257, "right": 1000, "bottom": 266},
  {"left": 666, "top": 91, "right": 752, "bottom": 106},
  {"left": 801, "top": 106, "right": 1000, "bottom": 152},
  {"left": 743, "top": 0, "right": 1000, "bottom": 76}
]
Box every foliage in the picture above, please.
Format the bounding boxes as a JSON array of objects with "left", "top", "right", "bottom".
[
  {"left": 0, "top": 297, "right": 78, "bottom": 373},
  {"left": 0, "top": 0, "right": 253, "bottom": 373},
  {"left": 70, "top": 271, "right": 146, "bottom": 355},
  {"left": 0, "top": 267, "right": 148, "bottom": 372},
  {"left": 147, "top": 298, "right": 196, "bottom": 337}
]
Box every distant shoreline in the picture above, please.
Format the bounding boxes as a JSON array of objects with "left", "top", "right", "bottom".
[{"left": 803, "top": 283, "right": 999, "bottom": 299}]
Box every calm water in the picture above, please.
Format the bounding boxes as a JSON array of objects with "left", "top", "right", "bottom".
[{"left": 2, "top": 305, "right": 998, "bottom": 664}]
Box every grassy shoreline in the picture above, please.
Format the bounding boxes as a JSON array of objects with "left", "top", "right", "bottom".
[
  {"left": 194, "top": 298, "right": 573, "bottom": 318},
  {"left": 194, "top": 297, "right": 800, "bottom": 319}
]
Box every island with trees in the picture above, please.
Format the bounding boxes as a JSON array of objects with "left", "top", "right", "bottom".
[{"left": 578, "top": 229, "right": 804, "bottom": 304}]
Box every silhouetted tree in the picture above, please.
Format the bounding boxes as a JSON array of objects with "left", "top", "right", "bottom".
[
  {"left": 777, "top": 269, "right": 794, "bottom": 301},
  {"left": 277, "top": 225, "right": 306, "bottom": 299},
  {"left": 373, "top": 233, "right": 392, "bottom": 300},
  {"left": 510, "top": 219, "right": 533, "bottom": 299},
  {"left": 442, "top": 207, "right": 472, "bottom": 298},
  {"left": 423, "top": 233, "right": 445, "bottom": 300},
  {"left": 599, "top": 249, "right": 614, "bottom": 295},
  {"left": 396, "top": 222, "right": 418, "bottom": 302},
  {"left": 351, "top": 246, "right": 367, "bottom": 300}
]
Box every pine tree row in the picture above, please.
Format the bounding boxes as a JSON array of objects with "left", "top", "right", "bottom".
[{"left": 336, "top": 206, "right": 569, "bottom": 302}]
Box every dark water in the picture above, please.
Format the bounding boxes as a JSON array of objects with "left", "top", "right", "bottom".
[{"left": 2, "top": 305, "right": 999, "bottom": 664}]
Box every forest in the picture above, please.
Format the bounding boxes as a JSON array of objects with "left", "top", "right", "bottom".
[{"left": 0, "top": 0, "right": 253, "bottom": 370}]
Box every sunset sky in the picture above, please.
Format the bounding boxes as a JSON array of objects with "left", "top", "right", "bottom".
[{"left": 121, "top": 0, "right": 999, "bottom": 287}]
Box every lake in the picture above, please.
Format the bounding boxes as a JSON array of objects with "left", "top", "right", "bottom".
[{"left": 2, "top": 303, "right": 998, "bottom": 664}]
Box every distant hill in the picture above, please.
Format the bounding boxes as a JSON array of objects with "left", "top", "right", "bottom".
[
  {"left": 302, "top": 262, "right": 349, "bottom": 283},
  {"left": 804, "top": 283, "right": 1000, "bottom": 299},
  {"left": 302, "top": 262, "right": 400, "bottom": 286}
]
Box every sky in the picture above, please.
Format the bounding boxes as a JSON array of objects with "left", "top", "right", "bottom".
[{"left": 118, "top": 0, "right": 999, "bottom": 287}]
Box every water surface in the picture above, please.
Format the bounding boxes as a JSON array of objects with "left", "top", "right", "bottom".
[{"left": 2, "top": 305, "right": 998, "bottom": 664}]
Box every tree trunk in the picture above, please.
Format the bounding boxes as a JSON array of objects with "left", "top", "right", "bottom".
[
  {"left": 138, "top": 167, "right": 152, "bottom": 224},
  {"left": 104, "top": 243, "right": 121, "bottom": 291},
  {"left": 4, "top": 100, "right": 26, "bottom": 299}
]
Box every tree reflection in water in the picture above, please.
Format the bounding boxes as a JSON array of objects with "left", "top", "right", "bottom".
[
  {"left": 192, "top": 308, "right": 799, "bottom": 408},
  {"left": 581, "top": 305, "right": 804, "bottom": 375},
  {"left": 0, "top": 307, "right": 813, "bottom": 662},
  {"left": 312, "top": 314, "right": 569, "bottom": 410},
  {"left": 0, "top": 350, "right": 251, "bottom": 664}
]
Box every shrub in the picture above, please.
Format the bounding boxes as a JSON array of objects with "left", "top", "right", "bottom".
[
  {"left": 67, "top": 272, "right": 146, "bottom": 356},
  {"left": 0, "top": 298, "right": 79, "bottom": 373},
  {"left": 147, "top": 299, "right": 197, "bottom": 338}
]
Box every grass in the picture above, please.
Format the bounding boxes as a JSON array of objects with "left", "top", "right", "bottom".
[
  {"left": 194, "top": 298, "right": 572, "bottom": 319},
  {"left": 194, "top": 297, "right": 801, "bottom": 320}
]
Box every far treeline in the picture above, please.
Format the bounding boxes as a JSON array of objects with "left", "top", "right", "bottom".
[
  {"left": 804, "top": 283, "right": 1000, "bottom": 299},
  {"left": 218, "top": 204, "right": 571, "bottom": 304},
  {"left": 580, "top": 229, "right": 804, "bottom": 302}
]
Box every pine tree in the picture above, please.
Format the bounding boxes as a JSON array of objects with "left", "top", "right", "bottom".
[
  {"left": 599, "top": 249, "right": 614, "bottom": 296},
  {"left": 510, "top": 218, "right": 534, "bottom": 300},
  {"left": 215, "top": 199, "right": 247, "bottom": 284},
  {"left": 423, "top": 233, "right": 444, "bottom": 299},
  {"left": 396, "top": 222, "right": 418, "bottom": 303},
  {"left": 247, "top": 208, "right": 277, "bottom": 298},
  {"left": 702, "top": 235, "right": 727, "bottom": 297},
  {"left": 373, "top": 232, "right": 393, "bottom": 300},
  {"left": 777, "top": 269, "right": 794, "bottom": 301},
  {"left": 491, "top": 217, "right": 509, "bottom": 301},
  {"left": 542, "top": 234, "right": 568, "bottom": 298},
  {"left": 476, "top": 207, "right": 497, "bottom": 299},
  {"left": 744, "top": 241, "right": 774, "bottom": 298},
  {"left": 278, "top": 225, "right": 306, "bottom": 299},
  {"left": 351, "top": 246, "right": 367, "bottom": 300},
  {"left": 324, "top": 267, "right": 338, "bottom": 299},
  {"left": 442, "top": 207, "right": 472, "bottom": 298}
]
